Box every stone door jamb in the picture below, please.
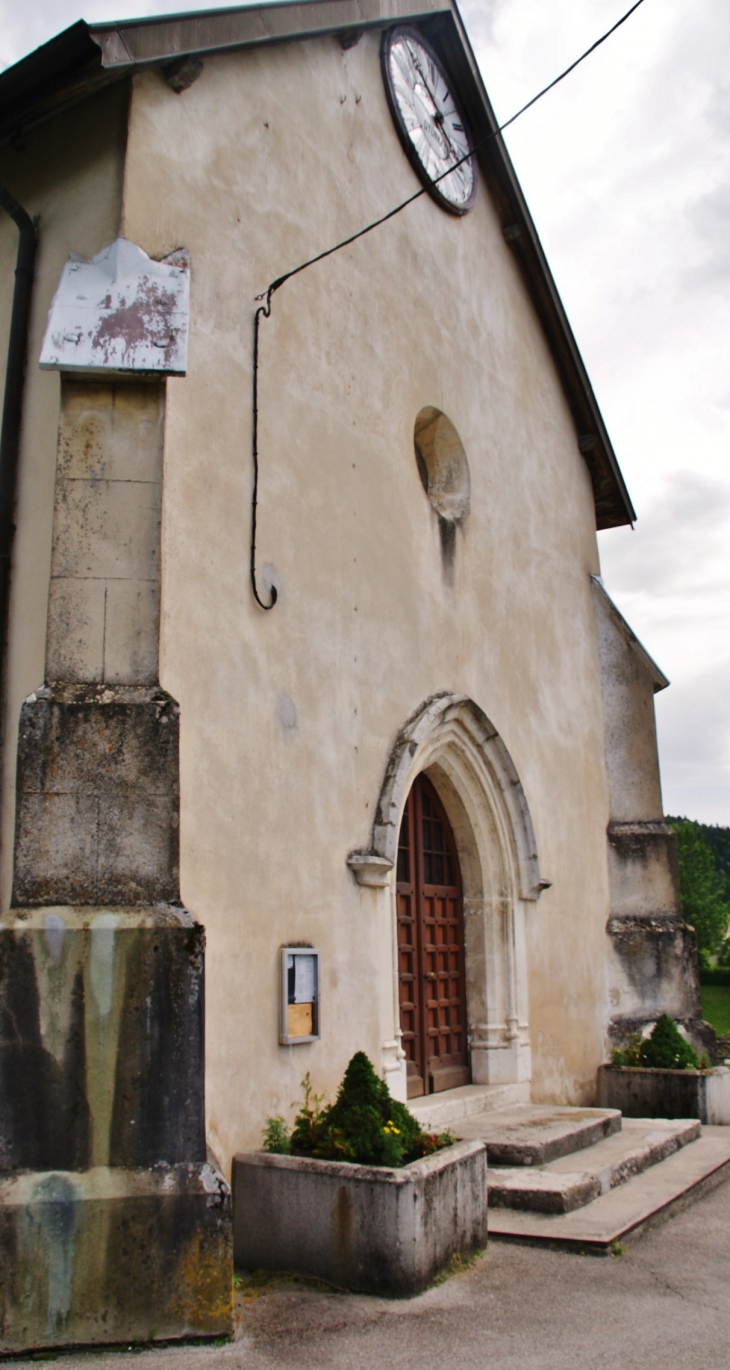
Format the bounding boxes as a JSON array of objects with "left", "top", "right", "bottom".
[{"left": 347, "top": 693, "right": 550, "bottom": 1101}]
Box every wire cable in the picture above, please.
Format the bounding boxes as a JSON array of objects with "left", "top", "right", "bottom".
[{"left": 250, "top": 0, "right": 648, "bottom": 608}]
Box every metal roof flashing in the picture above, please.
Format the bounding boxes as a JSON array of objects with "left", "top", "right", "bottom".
[{"left": 0, "top": 0, "right": 635, "bottom": 528}]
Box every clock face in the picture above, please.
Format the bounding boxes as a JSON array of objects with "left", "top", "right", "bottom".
[{"left": 381, "top": 27, "right": 477, "bottom": 215}]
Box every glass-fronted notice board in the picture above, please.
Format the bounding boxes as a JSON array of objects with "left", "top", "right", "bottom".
[{"left": 280, "top": 947, "right": 320, "bottom": 1044}]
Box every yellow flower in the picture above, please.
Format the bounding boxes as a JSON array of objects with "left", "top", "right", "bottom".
[{"left": 383, "top": 1121, "right": 400, "bottom": 1135}]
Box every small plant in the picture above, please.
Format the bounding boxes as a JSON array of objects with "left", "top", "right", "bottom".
[
  {"left": 281, "top": 1053, "right": 454, "bottom": 1168},
  {"left": 612, "top": 1015, "right": 699, "bottom": 1071},
  {"left": 290, "top": 1072, "right": 331, "bottom": 1154},
  {"left": 432, "top": 1247, "right": 483, "bottom": 1285},
  {"left": 306, "top": 1052, "right": 423, "bottom": 1165},
  {"left": 611, "top": 1033, "right": 643, "bottom": 1068},
  {"left": 262, "top": 1115, "right": 291, "bottom": 1154},
  {"left": 639, "top": 1014, "right": 699, "bottom": 1070}
]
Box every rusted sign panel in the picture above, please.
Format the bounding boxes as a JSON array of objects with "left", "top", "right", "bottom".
[{"left": 40, "top": 237, "right": 189, "bottom": 375}]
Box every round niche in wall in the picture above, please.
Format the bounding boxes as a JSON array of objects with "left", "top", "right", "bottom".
[{"left": 414, "top": 408, "right": 470, "bottom": 523}]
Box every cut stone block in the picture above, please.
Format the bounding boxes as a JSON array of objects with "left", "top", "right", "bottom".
[
  {"left": 488, "top": 1127, "right": 730, "bottom": 1253},
  {"left": 232, "top": 1140, "right": 487, "bottom": 1297},
  {"left": 103, "top": 577, "right": 160, "bottom": 684},
  {"left": 453, "top": 1104, "right": 622, "bottom": 1166},
  {"left": 488, "top": 1118, "right": 700, "bottom": 1214},
  {"left": 408, "top": 1082, "right": 531, "bottom": 1131},
  {"left": 0, "top": 1162, "right": 231, "bottom": 1353},
  {"left": 55, "top": 381, "right": 164, "bottom": 484},
  {"left": 598, "top": 1064, "right": 730, "bottom": 1124},
  {"left": 489, "top": 1168, "right": 601, "bottom": 1214},
  {"left": 51, "top": 478, "right": 161, "bottom": 582},
  {"left": 13, "top": 686, "right": 179, "bottom": 907},
  {"left": 46, "top": 578, "right": 106, "bottom": 683}
]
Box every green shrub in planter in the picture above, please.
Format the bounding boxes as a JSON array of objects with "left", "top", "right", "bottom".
[
  {"left": 612, "top": 1014, "right": 699, "bottom": 1070},
  {"left": 264, "top": 1052, "right": 453, "bottom": 1166}
]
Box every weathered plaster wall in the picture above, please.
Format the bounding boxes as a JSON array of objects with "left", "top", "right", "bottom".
[
  {"left": 592, "top": 580, "right": 704, "bottom": 1048},
  {"left": 0, "top": 83, "right": 237, "bottom": 1349},
  {"left": 117, "top": 30, "right": 614, "bottom": 1167},
  {"left": 592, "top": 580, "right": 664, "bottom": 823},
  {"left": 0, "top": 82, "right": 129, "bottom": 909}
]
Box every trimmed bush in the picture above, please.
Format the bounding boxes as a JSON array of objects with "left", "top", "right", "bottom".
[
  {"left": 263, "top": 1053, "right": 453, "bottom": 1167},
  {"left": 612, "top": 1014, "right": 700, "bottom": 1070}
]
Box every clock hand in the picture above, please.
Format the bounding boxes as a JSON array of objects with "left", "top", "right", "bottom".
[{"left": 411, "top": 47, "right": 451, "bottom": 128}]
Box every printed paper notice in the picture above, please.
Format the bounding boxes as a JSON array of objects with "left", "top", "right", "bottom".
[{"left": 294, "top": 954, "right": 316, "bottom": 1004}]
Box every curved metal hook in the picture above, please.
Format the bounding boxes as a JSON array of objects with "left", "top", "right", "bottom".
[{"left": 251, "top": 289, "right": 277, "bottom": 610}]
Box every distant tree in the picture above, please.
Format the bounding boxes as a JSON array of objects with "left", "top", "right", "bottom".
[
  {"left": 667, "top": 817, "right": 730, "bottom": 902},
  {"left": 699, "top": 825, "right": 730, "bottom": 901},
  {"left": 668, "top": 820, "right": 730, "bottom": 955}
]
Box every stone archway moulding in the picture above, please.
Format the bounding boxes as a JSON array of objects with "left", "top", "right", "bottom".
[{"left": 347, "top": 693, "right": 550, "bottom": 901}]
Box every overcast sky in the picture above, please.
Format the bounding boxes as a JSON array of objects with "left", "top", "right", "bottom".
[{"left": 1, "top": 0, "right": 728, "bottom": 824}]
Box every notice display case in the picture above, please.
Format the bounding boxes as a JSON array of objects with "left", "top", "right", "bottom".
[{"left": 280, "top": 947, "right": 320, "bottom": 1044}]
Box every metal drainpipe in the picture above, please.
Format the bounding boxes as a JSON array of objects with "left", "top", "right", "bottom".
[{"left": 0, "top": 184, "right": 37, "bottom": 835}]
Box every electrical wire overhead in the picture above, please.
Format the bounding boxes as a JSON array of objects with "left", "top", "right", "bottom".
[{"left": 250, "top": 0, "right": 648, "bottom": 609}]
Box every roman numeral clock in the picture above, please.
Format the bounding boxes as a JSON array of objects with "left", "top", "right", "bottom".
[{"left": 381, "top": 26, "right": 478, "bottom": 214}]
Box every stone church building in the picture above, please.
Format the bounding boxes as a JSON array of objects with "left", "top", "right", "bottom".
[{"left": 0, "top": 0, "right": 706, "bottom": 1349}]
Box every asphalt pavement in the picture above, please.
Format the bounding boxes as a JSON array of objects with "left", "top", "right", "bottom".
[{"left": 10, "top": 1177, "right": 730, "bottom": 1370}]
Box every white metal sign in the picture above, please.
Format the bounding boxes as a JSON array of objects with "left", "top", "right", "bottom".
[{"left": 40, "top": 237, "right": 189, "bottom": 376}]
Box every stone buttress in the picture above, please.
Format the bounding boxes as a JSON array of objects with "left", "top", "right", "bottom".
[
  {"left": 0, "top": 242, "right": 232, "bottom": 1353},
  {"left": 592, "top": 577, "right": 714, "bottom": 1060}
]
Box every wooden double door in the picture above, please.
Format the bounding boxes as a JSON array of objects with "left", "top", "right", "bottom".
[{"left": 397, "top": 773, "right": 470, "bottom": 1099}]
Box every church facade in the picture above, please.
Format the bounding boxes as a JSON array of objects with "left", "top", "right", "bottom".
[{"left": 0, "top": 0, "right": 706, "bottom": 1348}]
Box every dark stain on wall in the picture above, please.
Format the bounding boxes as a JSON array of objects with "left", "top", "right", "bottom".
[
  {"left": 0, "top": 936, "right": 91, "bottom": 1171},
  {"left": 110, "top": 924, "right": 206, "bottom": 1166},
  {"left": 0, "top": 920, "right": 205, "bottom": 1172}
]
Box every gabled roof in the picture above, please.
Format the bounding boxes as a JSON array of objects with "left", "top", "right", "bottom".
[{"left": 0, "top": 0, "right": 635, "bottom": 529}]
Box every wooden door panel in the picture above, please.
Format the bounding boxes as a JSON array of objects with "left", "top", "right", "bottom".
[
  {"left": 397, "top": 774, "right": 469, "bottom": 1098},
  {"left": 396, "top": 794, "right": 426, "bottom": 1097}
]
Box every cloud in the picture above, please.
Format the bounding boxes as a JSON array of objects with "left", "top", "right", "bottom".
[
  {"left": 657, "top": 661, "right": 730, "bottom": 780},
  {"left": 685, "top": 183, "right": 730, "bottom": 289},
  {"left": 1, "top": 0, "right": 728, "bottom": 822},
  {"left": 455, "top": 0, "right": 505, "bottom": 51},
  {"left": 461, "top": 0, "right": 730, "bottom": 825},
  {"left": 657, "top": 659, "right": 730, "bottom": 823},
  {"left": 599, "top": 473, "right": 730, "bottom": 597}
]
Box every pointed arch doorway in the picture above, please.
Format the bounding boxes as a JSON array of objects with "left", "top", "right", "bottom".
[{"left": 397, "top": 772, "right": 470, "bottom": 1099}]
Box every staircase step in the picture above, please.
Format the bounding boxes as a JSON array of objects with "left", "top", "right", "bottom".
[
  {"left": 453, "top": 1104, "right": 622, "bottom": 1165},
  {"left": 487, "top": 1118, "right": 700, "bottom": 1213},
  {"left": 408, "top": 1082, "right": 530, "bottom": 1131},
  {"left": 487, "top": 1126, "right": 730, "bottom": 1253}
]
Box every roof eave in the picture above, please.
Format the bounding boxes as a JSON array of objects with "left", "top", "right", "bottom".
[
  {"left": 0, "top": 21, "right": 109, "bottom": 148},
  {"left": 0, "top": 0, "right": 635, "bottom": 529},
  {"left": 428, "top": 4, "right": 635, "bottom": 529}
]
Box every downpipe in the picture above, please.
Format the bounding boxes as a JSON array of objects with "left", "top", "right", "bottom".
[{"left": 0, "top": 184, "right": 37, "bottom": 840}]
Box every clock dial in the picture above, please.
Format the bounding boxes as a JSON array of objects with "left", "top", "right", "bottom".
[{"left": 381, "top": 27, "right": 477, "bottom": 215}]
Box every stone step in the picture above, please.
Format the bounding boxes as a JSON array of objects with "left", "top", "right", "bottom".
[
  {"left": 451, "top": 1104, "right": 622, "bottom": 1165},
  {"left": 487, "top": 1117, "right": 700, "bottom": 1213},
  {"left": 408, "top": 1082, "right": 530, "bottom": 1131},
  {"left": 487, "top": 1126, "right": 730, "bottom": 1253}
]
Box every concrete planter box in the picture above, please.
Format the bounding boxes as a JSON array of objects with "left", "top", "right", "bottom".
[
  {"left": 232, "top": 1139, "right": 487, "bottom": 1297},
  {"left": 598, "top": 1064, "right": 730, "bottom": 1124}
]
